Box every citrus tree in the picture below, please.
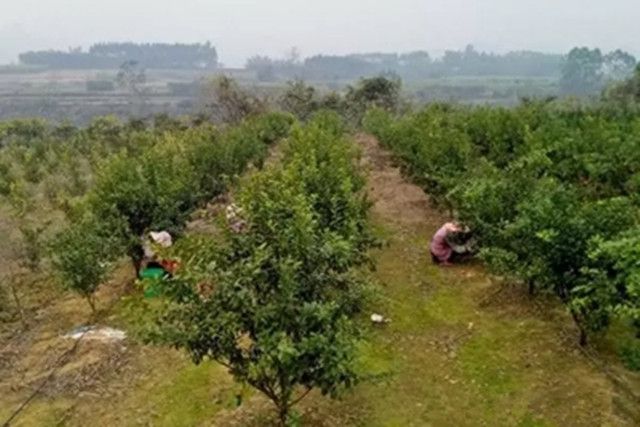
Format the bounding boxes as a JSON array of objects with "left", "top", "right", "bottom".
[
  {"left": 366, "top": 101, "right": 640, "bottom": 344},
  {"left": 152, "top": 114, "right": 373, "bottom": 424},
  {"left": 50, "top": 215, "right": 124, "bottom": 312}
]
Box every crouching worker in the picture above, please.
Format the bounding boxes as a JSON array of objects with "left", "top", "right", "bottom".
[
  {"left": 430, "top": 222, "right": 473, "bottom": 266},
  {"left": 139, "top": 231, "right": 178, "bottom": 279}
]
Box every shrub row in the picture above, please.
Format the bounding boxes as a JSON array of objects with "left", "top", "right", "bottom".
[
  {"left": 365, "top": 103, "right": 640, "bottom": 343},
  {"left": 50, "top": 112, "right": 294, "bottom": 309},
  {"left": 152, "top": 112, "right": 375, "bottom": 423}
]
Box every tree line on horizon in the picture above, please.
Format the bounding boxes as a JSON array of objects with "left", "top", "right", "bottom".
[
  {"left": 247, "top": 45, "right": 566, "bottom": 82},
  {"left": 12, "top": 42, "right": 640, "bottom": 102},
  {"left": 18, "top": 42, "right": 218, "bottom": 70},
  {"left": 247, "top": 45, "right": 638, "bottom": 93}
]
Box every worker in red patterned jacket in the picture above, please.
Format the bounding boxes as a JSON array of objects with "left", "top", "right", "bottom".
[{"left": 430, "top": 222, "right": 472, "bottom": 266}]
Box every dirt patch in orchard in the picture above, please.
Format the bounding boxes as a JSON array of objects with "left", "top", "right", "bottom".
[{"left": 358, "top": 133, "right": 435, "bottom": 229}]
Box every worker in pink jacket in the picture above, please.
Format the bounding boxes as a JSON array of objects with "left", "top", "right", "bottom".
[{"left": 430, "top": 222, "right": 471, "bottom": 265}]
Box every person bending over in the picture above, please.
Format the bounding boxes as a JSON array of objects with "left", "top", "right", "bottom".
[{"left": 430, "top": 222, "right": 472, "bottom": 266}]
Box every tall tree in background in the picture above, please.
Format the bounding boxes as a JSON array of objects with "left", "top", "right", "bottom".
[
  {"left": 561, "top": 47, "right": 636, "bottom": 96},
  {"left": 116, "top": 60, "right": 148, "bottom": 114},
  {"left": 560, "top": 47, "right": 605, "bottom": 96},
  {"left": 602, "top": 49, "right": 637, "bottom": 81},
  {"left": 199, "top": 76, "right": 265, "bottom": 123},
  {"left": 246, "top": 55, "right": 276, "bottom": 82},
  {"left": 603, "top": 64, "right": 640, "bottom": 103},
  {"left": 279, "top": 80, "right": 318, "bottom": 120},
  {"left": 345, "top": 76, "right": 401, "bottom": 123}
]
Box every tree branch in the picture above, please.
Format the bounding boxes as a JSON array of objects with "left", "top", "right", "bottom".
[
  {"left": 289, "top": 386, "right": 312, "bottom": 407},
  {"left": 213, "top": 357, "right": 233, "bottom": 371}
]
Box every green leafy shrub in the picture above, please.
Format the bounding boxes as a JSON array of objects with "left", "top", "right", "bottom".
[
  {"left": 76, "top": 114, "right": 291, "bottom": 273},
  {"left": 250, "top": 111, "right": 295, "bottom": 145},
  {"left": 619, "top": 341, "right": 640, "bottom": 371},
  {"left": 279, "top": 80, "right": 319, "bottom": 121},
  {"left": 152, "top": 115, "right": 373, "bottom": 423},
  {"left": 0, "top": 160, "right": 13, "bottom": 196},
  {"left": 581, "top": 227, "right": 640, "bottom": 337},
  {"left": 0, "top": 113, "right": 294, "bottom": 321},
  {"left": 371, "top": 101, "right": 640, "bottom": 343},
  {"left": 365, "top": 104, "right": 474, "bottom": 205},
  {"left": 88, "top": 136, "right": 197, "bottom": 236},
  {"left": 345, "top": 76, "right": 401, "bottom": 125},
  {"left": 50, "top": 215, "right": 124, "bottom": 312}
]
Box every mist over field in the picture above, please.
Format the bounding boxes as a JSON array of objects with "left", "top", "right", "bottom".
[{"left": 1, "top": 0, "right": 639, "bottom": 65}]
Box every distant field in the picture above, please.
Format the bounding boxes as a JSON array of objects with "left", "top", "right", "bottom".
[
  {"left": 0, "top": 68, "right": 560, "bottom": 122},
  {"left": 406, "top": 76, "right": 559, "bottom": 105},
  {"left": 0, "top": 69, "right": 206, "bottom": 123},
  {"left": 0, "top": 69, "right": 202, "bottom": 95}
]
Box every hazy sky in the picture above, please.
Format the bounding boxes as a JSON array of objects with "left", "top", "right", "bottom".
[{"left": 0, "top": 0, "right": 638, "bottom": 66}]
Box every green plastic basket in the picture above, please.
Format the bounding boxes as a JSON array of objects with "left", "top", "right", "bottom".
[
  {"left": 140, "top": 267, "right": 167, "bottom": 298},
  {"left": 140, "top": 267, "right": 166, "bottom": 280}
]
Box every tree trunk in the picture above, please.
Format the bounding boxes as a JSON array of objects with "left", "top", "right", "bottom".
[
  {"left": 579, "top": 328, "right": 588, "bottom": 347},
  {"left": 570, "top": 310, "right": 588, "bottom": 346},
  {"left": 527, "top": 280, "right": 535, "bottom": 296},
  {"left": 277, "top": 403, "right": 289, "bottom": 427},
  {"left": 9, "top": 283, "right": 27, "bottom": 330},
  {"left": 128, "top": 242, "right": 144, "bottom": 277},
  {"left": 131, "top": 257, "right": 142, "bottom": 277},
  {"left": 85, "top": 294, "right": 97, "bottom": 315}
]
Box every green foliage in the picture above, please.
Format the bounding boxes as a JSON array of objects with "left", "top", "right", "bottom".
[
  {"left": 250, "top": 112, "right": 295, "bottom": 145},
  {"left": 0, "top": 112, "right": 291, "bottom": 322},
  {"left": 581, "top": 228, "right": 640, "bottom": 336},
  {"left": 347, "top": 76, "right": 401, "bottom": 110},
  {"left": 450, "top": 158, "right": 524, "bottom": 243},
  {"left": 604, "top": 64, "right": 640, "bottom": 104},
  {"left": 0, "top": 118, "right": 48, "bottom": 143},
  {"left": 0, "top": 111, "right": 291, "bottom": 312},
  {"left": 619, "top": 341, "right": 640, "bottom": 371},
  {"left": 345, "top": 76, "right": 401, "bottom": 124},
  {"left": 0, "top": 159, "right": 13, "bottom": 196},
  {"left": 279, "top": 80, "right": 319, "bottom": 121},
  {"left": 200, "top": 76, "right": 265, "bottom": 123},
  {"left": 152, "top": 115, "right": 373, "bottom": 423},
  {"left": 561, "top": 47, "right": 636, "bottom": 96},
  {"left": 369, "top": 101, "right": 640, "bottom": 344},
  {"left": 18, "top": 223, "right": 49, "bottom": 272},
  {"left": 364, "top": 105, "right": 474, "bottom": 205},
  {"left": 76, "top": 114, "right": 290, "bottom": 271},
  {"left": 8, "top": 179, "right": 31, "bottom": 216},
  {"left": 50, "top": 215, "right": 124, "bottom": 311},
  {"left": 277, "top": 81, "right": 349, "bottom": 123},
  {"left": 499, "top": 191, "right": 636, "bottom": 337},
  {"left": 88, "top": 135, "right": 198, "bottom": 238},
  {"left": 282, "top": 112, "right": 373, "bottom": 259},
  {"left": 561, "top": 47, "right": 605, "bottom": 96}
]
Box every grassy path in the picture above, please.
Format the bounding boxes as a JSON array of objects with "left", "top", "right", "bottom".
[{"left": 308, "top": 134, "right": 634, "bottom": 426}]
